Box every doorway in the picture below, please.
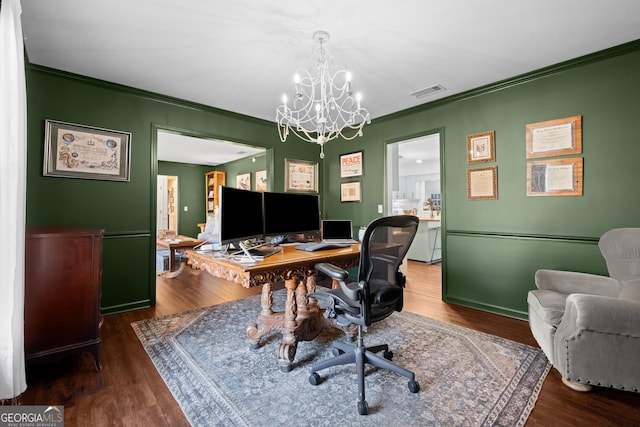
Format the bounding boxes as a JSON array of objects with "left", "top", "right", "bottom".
[
  {"left": 157, "top": 175, "right": 178, "bottom": 237},
  {"left": 386, "top": 132, "right": 442, "bottom": 298}
]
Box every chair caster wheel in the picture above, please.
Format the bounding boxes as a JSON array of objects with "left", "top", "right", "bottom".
[
  {"left": 383, "top": 350, "right": 393, "bottom": 360},
  {"left": 309, "top": 373, "right": 321, "bottom": 386},
  {"left": 249, "top": 342, "right": 260, "bottom": 350},
  {"left": 408, "top": 380, "right": 420, "bottom": 393},
  {"left": 357, "top": 400, "right": 369, "bottom": 415}
]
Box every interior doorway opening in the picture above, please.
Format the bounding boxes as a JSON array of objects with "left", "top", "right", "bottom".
[
  {"left": 386, "top": 132, "right": 442, "bottom": 297},
  {"left": 157, "top": 175, "right": 178, "bottom": 238}
]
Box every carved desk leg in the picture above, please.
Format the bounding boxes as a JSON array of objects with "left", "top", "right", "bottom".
[
  {"left": 277, "top": 276, "right": 299, "bottom": 372},
  {"left": 246, "top": 281, "right": 283, "bottom": 349}
]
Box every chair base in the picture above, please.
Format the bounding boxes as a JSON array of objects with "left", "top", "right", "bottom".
[{"left": 309, "top": 339, "right": 420, "bottom": 415}]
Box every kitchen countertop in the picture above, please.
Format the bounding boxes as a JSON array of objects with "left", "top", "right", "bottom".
[{"left": 417, "top": 216, "right": 441, "bottom": 222}]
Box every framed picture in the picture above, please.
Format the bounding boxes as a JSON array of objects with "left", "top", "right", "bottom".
[
  {"left": 526, "top": 115, "right": 582, "bottom": 158},
  {"left": 467, "top": 131, "right": 495, "bottom": 164},
  {"left": 467, "top": 166, "right": 498, "bottom": 200},
  {"left": 284, "top": 158, "right": 318, "bottom": 193},
  {"left": 255, "top": 169, "right": 267, "bottom": 192},
  {"left": 527, "top": 157, "right": 583, "bottom": 196},
  {"left": 340, "top": 181, "right": 362, "bottom": 202},
  {"left": 236, "top": 173, "right": 251, "bottom": 190},
  {"left": 43, "top": 119, "right": 131, "bottom": 181},
  {"left": 340, "top": 150, "right": 364, "bottom": 178}
]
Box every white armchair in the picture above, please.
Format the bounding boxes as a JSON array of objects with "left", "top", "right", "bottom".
[{"left": 527, "top": 228, "right": 640, "bottom": 393}]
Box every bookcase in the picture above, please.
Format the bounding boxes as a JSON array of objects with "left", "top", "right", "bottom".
[{"left": 206, "top": 171, "right": 226, "bottom": 215}]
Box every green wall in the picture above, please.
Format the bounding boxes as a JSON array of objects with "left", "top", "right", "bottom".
[
  {"left": 219, "top": 152, "right": 271, "bottom": 192},
  {"left": 25, "top": 66, "right": 320, "bottom": 314},
  {"left": 322, "top": 40, "right": 640, "bottom": 318},
  {"left": 25, "top": 40, "right": 640, "bottom": 319}
]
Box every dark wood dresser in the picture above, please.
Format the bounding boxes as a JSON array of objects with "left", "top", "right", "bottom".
[{"left": 25, "top": 226, "right": 104, "bottom": 371}]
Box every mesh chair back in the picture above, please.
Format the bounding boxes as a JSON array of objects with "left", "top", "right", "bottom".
[{"left": 358, "top": 215, "right": 419, "bottom": 325}]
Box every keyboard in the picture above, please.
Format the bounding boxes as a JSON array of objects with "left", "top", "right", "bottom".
[{"left": 296, "top": 242, "right": 351, "bottom": 252}]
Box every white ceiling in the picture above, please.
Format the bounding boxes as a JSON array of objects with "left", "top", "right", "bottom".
[
  {"left": 157, "top": 131, "right": 265, "bottom": 166},
  {"left": 19, "top": 0, "right": 640, "bottom": 164}
]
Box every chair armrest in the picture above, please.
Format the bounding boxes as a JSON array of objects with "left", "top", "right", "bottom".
[
  {"left": 315, "top": 262, "right": 348, "bottom": 281},
  {"left": 535, "top": 269, "right": 621, "bottom": 297},
  {"left": 315, "top": 262, "right": 362, "bottom": 301},
  {"left": 559, "top": 293, "right": 640, "bottom": 337}
]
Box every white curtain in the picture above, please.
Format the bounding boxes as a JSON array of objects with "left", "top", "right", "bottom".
[{"left": 0, "top": 0, "right": 27, "bottom": 400}]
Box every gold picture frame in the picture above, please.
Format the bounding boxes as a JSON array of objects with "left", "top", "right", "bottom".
[
  {"left": 467, "top": 131, "right": 495, "bottom": 164},
  {"left": 526, "top": 115, "right": 582, "bottom": 159},
  {"left": 467, "top": 166, "right": 498, "bottom": 200},
  {"left": 43, "top": 119, "right": 131, "bottom": 181},
  {"left": 527, "top": 157, "right": 583, "bottom": 197},
  {"left": 284, "top": 158, "right": 318, "bottom": 193}
]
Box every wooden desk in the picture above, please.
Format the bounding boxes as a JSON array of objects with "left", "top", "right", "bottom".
[
  {"left": 186, "top": 244, "right": 360, "bottom": 371},
  {"left": 156, "top": 235, "right": 203, "bottom": 272}
]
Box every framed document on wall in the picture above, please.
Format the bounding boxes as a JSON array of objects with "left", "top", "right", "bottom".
[
  {"left": 467, "top": 131, "right": 495, "bottom": 164},
  {"left": 527, "top": 157, "right": 583, "bottom": 197},
  {"left": 467, "top": 166, "right": 498, "bottom": 200},
  {"left": 284, "top": 158, "right": 318, "bottom": 193},
  {"left": 526, "top": 115, "right": 582, "bottom": 159},
  {"left": 340, "top": 181, "right": 362, "bottom": 202},
  {"left": 340, "top": 150, "right": 364, "bottom": 178},
  {"left": 43, "top": 119, "right": 131, "bottom": 181}
]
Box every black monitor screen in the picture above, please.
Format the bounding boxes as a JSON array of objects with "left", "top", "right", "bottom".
[
  {"left": 263, "top": 191, "right": 320, "bottom": 236},
  {"left": 219, "top": 186, "right": 264, "bottom": 245}
]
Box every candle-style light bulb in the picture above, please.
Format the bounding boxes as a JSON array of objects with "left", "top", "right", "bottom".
[{"left": 355, "top": 92, "right": 362, "bottom": 110}]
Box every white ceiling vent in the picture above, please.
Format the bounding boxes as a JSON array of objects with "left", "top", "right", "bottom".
[{"left": 410, "top": 84, "right": 446, "bottom": 99}]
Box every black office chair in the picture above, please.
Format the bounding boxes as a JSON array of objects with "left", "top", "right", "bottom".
[{"left": 308, "top": 215, "right": 420, "bottom": 415}]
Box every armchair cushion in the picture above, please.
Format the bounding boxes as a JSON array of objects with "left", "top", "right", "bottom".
[{"left": 527, "top": 289, "right": 567, "bottom": 326}]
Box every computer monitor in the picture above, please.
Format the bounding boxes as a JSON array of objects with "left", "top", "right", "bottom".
[
  {"left": 219, "top": 185, "right": 264, "bottom": 245},
  {"left": 263, "top": 191, "right": 321, "bottom": 237}
]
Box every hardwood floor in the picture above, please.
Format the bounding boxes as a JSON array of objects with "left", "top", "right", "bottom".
[{"left": 15, "top": 261, "right": 640, "bottom": 426}]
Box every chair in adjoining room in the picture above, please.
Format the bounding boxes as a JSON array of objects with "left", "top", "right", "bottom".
[
  {"left": 527, "top": 228, "right": 640, "bottom": 393},
  {"left": 308, "top": 215, "right": 420, "bottom": 415}
]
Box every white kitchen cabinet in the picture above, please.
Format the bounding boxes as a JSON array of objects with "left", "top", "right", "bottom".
[{"left": 407, "top": 220, "right": 441, "bottom": 263}]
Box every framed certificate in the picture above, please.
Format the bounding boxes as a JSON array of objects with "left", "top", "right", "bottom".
[
  {"left": 467, "top": 166, "right": 498, "bottom": 200},
  {"left": 43, "top": 119, "right": 131, "bottom": 181},
  {"left": 526, "top": 116, "right": 582, "bottom": 158},
  {"left": 527, "top": 157, "right": 583, "bottom": 196},
  {"left": 284, "top": 158, "right": 318, "bottom": 193}
]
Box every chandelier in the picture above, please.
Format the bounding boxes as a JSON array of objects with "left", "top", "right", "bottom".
[{"left": 276, "top": 31, "right": 371, "bottom": 158}]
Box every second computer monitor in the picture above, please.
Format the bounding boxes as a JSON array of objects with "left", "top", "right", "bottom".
[{"left": 263, "top": 191, "right": 320, "bottom": 237}]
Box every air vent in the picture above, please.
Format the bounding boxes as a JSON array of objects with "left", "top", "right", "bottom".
[{"left": 409, "top": 84, "right": 446, "bottom": 99}]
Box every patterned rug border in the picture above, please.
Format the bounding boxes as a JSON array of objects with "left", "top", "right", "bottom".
[{"left": 132, "top": 292, "right": 550, "bottom": 426}]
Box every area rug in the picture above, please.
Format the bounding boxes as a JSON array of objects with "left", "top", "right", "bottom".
[{"left": 132, "top": 291, "right": 550, "bottom": 426}]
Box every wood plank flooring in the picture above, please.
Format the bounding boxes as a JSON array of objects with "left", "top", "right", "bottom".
[{"left": 14, "top": 261, "right": 640, "bottom": 426}]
